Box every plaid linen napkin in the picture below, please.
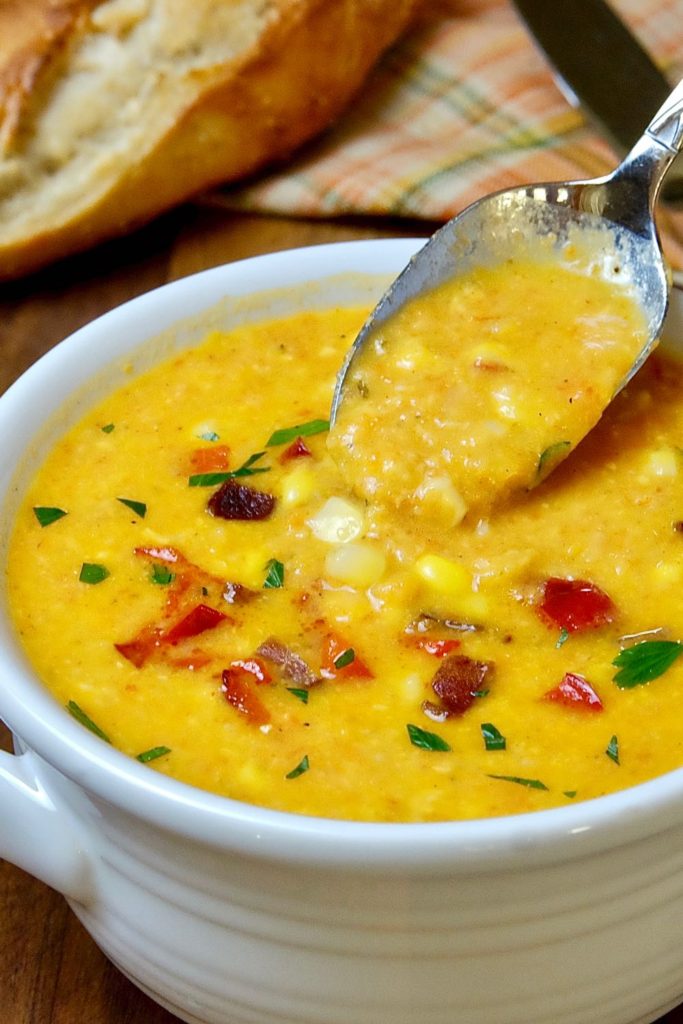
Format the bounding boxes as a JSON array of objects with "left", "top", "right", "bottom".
[{"left": 209, "top": 0, "right": 683, "bottom": 266}]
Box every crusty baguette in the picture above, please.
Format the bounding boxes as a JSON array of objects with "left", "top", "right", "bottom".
[{"left": 0, "top": 0, "right": 420, "bottom": 279}]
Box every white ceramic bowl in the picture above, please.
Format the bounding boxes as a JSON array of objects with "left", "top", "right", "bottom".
[{"left": 2, "top": 240, "right": 683, "bottom": 1024}]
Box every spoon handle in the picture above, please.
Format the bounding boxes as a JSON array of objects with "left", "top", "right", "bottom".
[{"left": 647, "top": 79, "right": 683, "bottom": 154}]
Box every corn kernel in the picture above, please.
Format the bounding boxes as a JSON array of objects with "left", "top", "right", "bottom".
[
  {"left": 280, "top": 465, "right": 316, "bottom": 507},
  {"left": 390, "top": 337, "right": 433, "bottom": 372},
  {"left": 414, "top": 554, "right": 470, "bottom": 596},
  {"left": 652, "top": 561, "right": 682, "bottom": 586},
  {"left": 414, "top": 475, "right": 468, "bottom": 526},
  {"left": 325, "top": 541, "right": 386, "bottom": 588},
  {"left": 308, "top": 497, "right": 365, "bottom": 544},
  {"left": 645, "top": 447, "right": 680, "bottom": 478}
]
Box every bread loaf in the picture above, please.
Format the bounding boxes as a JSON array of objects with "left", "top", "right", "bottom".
[{"left": 0, "top": 0, "right": 420, "bottom": 279}]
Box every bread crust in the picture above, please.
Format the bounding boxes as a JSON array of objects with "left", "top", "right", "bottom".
[{"left": 0, "top": 0, "right": 419, "bottom": 278}]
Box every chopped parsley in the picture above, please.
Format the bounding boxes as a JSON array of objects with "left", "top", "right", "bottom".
[
  {"left": 117, "top": 497, "right": 147, "bottom": 518},
  {"left": 556, "top": 627, "right": 569, "bottom": 649},
  {"left": 189, "top": 450, "right": 270, "bottom": 487},
  {"left": 33, "top": 506, "right": 67, "bottom": 527},
  {"left": 606, "top": 735, "right": 620, "bottom": 765},
  {"left": 333, "top": 648, "right": 355, "bottom": 670},
  {"left": 481, "top": 722, "right": 506, "bottom": 751},
  {"left": 285, "top": 754, "right": 310, "bottom": 779},
  {"left": 101, "top": 423, "right": 115, "bottom": 434},
  {"left": 79, "top": 563, "right": 109, "bottom": 585},
  {"left": 612, "top": 639, "right": 683, "bottom": 688},
  {"left": 136, "top": 745, "right": 171, "bottom": 763},
  {"left": 407, "top": 722, "right": 451, "bottom": 752},
  {"left": 150, "top": 564, "right": 175, "bottom": 586},
  {"left": 66, "top": 700, "right": 110, "bottom": 742},
  {"left": 488, "top": 774, "right": 548, "bottom": 791},
  {"left": 536, "top": 440, "right": 571, "bottom": 478},
  {"left": 263, "top": 558, "right": 285, "bottom": 589},
  {"left": 563, "top": 790, "right": 578, "bottom": 799},
  {"left": 286, "top": 687, "right": 309, "bottom": 704},
  {"left": 266, "top": 419, "right": 330, "bottom": 447}
]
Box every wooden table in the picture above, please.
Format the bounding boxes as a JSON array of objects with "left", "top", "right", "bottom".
[{"left": 0, "top": 204, "right": 681, "bottom": 1024}]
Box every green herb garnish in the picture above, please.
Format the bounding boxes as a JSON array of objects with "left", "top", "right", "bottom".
[
  {"left": 612, "top": 640, "right": 683, "bottom": 688},
  {"left": 33, "top": 506, "right": 67, "bottom": 527},
  {"left": 556, "top": 627, "right": 569, "bottom": 649},
  {"left": 150, "top": 564, "right": 175, "bottom": 586},
  {"left": 473, "top": 688, "right": 490, "bottom": 698},
  {"left": 536, "top": 440, "right": 571, "bottom": 478},
  {"left": 285, "top": 754, "right": 310, "bottom": 779},
  {"left": 66, "top": 700, "right": 110, "bottom": 742},
  {"left": 101, "top": 423, "right": 115, "bottom": 434},
  {"left": 198, "top": 431, "right": 219, "bottom": 441},
  {"left": 481, "top": 722, "right": 506, "bottom": 751},
  {"left": 266, "top": 419, "right": 330, "bottom": 447},
  {"left": 606, "top": 735, "right": 620, "bottom": 765},
  {"left": 287, "top": 687, "right": 309, "bottom": 704},
  {"left": 263, "top": 558, "right": 285, "bottom": 589},
  {"left": 189, "top": 450, "right": 270, "bottom": 487},
  {"left": 488, "top": 774, "right": 548, "bottom": 791},
  {"left": 79, "top": 562, "right": 109, "bottom": 584},
  {"left": 334, "top": 648, "right": 355, "bottom": 670},
  {"left": 117, "top": 497, "right": 147, "bottom": 518},
  {"left": 563, "top": 790, "right": 578, "bottom": 799},
  {"left": 136, "top": 745, "right": 171, "bottom": 763},
  {"left": 407, "top": 723, "right": 451, "bottom": 752}
]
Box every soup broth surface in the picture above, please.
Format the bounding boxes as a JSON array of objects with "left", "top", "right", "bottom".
[{"left": 7, "top": 262, "right": 683, "bottom": 822}]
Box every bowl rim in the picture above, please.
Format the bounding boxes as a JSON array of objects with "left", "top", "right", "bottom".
[{"left": 2, "top": 237, "right": 683, "bottom": 871}]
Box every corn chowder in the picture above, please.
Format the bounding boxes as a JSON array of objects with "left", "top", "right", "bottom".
[
  {"left": 7, "top": 262, "right": 683, "bottom": 823},
  {"left": 329, "top": 259, "right": 648, "bottom": 519}
]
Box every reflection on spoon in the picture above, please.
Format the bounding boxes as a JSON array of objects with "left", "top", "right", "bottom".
[{"left": 329, "top": 80, "right": 683, "bottom": 523}]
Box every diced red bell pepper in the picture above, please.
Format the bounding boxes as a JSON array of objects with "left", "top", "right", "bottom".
[
  {"left": 538, "top": 577, "right": 615, "bottom": 632},
  {"left": 221, "top": 666, "right": 271, "bottom": 725},
  {"left": 543, "top": 672, "right": 604, "bottom": 711},
  {"left": 189, "top": 445, "right": 231, "bottom": 473},
  {"left": 279, "top": 437, "right": 312, "bottom": 463},
  {"left": 321, "top": 630, "right": 373, "bottom": 679},
  {"left": 165, "top": 604, "right": 228, "bottom": 644}
]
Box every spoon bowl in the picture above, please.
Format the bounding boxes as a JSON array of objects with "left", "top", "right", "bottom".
[{"left": 331, "top": 80, "right": 683, "bottom": 427}]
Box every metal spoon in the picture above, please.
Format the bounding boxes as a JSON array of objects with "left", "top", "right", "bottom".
[{"left": 331, "top": 79, "right": 683, "bottom": 431}]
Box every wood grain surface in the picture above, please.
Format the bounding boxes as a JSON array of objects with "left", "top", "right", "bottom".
[{"left": 0, "top": 204, "right": 681, "bottom": 1024}]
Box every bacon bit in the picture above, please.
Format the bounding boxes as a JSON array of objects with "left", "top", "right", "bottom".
[
  {"left": 165, "top": 604, "right": 228, "bottom": 645},
  {"left": 228, "top": 657, "right": 272, "bottom": 685},
  {"left": 405, "top": 636, "right": 461, "bottom": 658},
  {"left": 115, "top": 626, "right": 164, "bottom": 668},
  {"left": 543, "top": 672, "right": 604, "bottom": 711},
  {"left": 538, "top": 577, "right": 615, "bottom": 633},
  {"left": 404, "top": 612, "right": 479, "bottom": 635},
  {"left": 223, "top": 581, "right": 257, "bottom": 604},
  {"left": 421, "top": 700, "right": 450, "bottom": 723},
  {"left": 208, "top": 480, "right": 276, "bottom": 521},
  {"left": 320, "top": 631, "right": 373, "bottom": 680},
  {"left": 426, "top": 654, "right": 492, "bottom": 718},
  {"left": 256, "top": 637, "right": 319, "bottom": 687},
  {"left": 279, "top": 436, "right": 312, "bottom": 463},
  {"left": 221, "top": 667, "right": 271, "bottom": 725},
  {"left": 189, "top": 445, "right": 231, "bottom": 474}
]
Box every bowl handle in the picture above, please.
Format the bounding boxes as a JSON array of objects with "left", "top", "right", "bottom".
[{"left": 0, "top": 747, "right": 94, "bottom": 903}]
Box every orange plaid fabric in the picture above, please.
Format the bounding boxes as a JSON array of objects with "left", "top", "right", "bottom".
[{"left": 209, "top": 0, "right": 683, "bottom": 264}]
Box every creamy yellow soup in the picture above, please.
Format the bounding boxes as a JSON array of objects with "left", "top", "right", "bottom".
[
  {"left": 7, "top": 268, "right": 683, "bottom": 823},
  {"left": 329, "top": 260, "right": 648, "bottom": 522}
]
